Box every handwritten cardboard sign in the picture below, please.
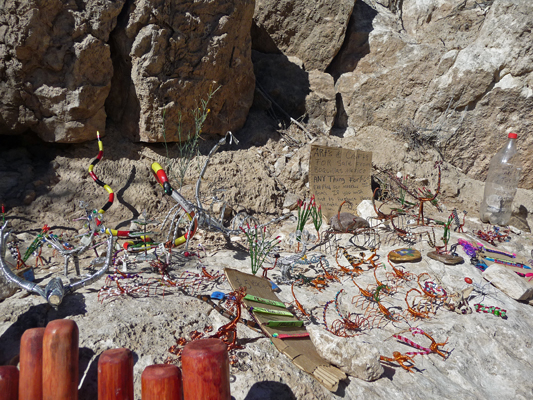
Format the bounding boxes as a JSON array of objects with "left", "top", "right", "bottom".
[{"left": 309, "top": 145, "right": 372, "bottom": 219}]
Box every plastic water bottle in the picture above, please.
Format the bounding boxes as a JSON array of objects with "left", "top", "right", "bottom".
[{"left": 479, "top": 132, "right": 522, "bottom": 226}]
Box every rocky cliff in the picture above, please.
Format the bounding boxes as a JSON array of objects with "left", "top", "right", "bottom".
[
  {"left": 0, "top": 0, "right": 255, "bottom": 143},
  {"left": 1, "top": 0, "right": 532, "bottom": 189}
]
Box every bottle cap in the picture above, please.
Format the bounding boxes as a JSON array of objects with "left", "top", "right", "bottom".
[{"left": 508, "top": 132, "right": 517, "bottom": 139}]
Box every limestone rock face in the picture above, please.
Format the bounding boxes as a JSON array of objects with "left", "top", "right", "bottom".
[
  {"left": 0, "top": 0, "right": 124, "bottom": 142},
  {"left": 106, "top": 0, "right": 256, "bottom": 142},
  {"left": 306, "top": 70, "right": 336, "bottom": 134},
  {"left": 253, "top": 0, "right": 355, "bottom": 72},
  {"left": 335, "top": 0, "right": 533, "bottom": 188},
  {"left": 307, "top": 324, "right": 383, "bottom": 381}
]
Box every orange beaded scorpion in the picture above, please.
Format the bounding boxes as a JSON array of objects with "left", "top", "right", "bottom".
[
  {"left": 351, "top": 276, "right": 376, "bottom": 310},
  {"left": 385, "top": 254, "right": 416, "bottom": 283},
  {"left": 291, "top": 278, "right": 310, "bottom": 317},
  {"left": 209, "top": 286, "right": 247, "bottom": 350},
  {"left": 404, "top": 288, "right": 432, "bottom": 320},
  {"left": 380, "top": 352, "right": 417, "bottom": 373}
]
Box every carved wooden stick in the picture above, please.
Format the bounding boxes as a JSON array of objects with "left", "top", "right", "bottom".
[
  {"left": 43, "top": 319, "right": 79, "bottom": 400},
  {"left": 181, "top": 338, "right": 230, "bottom": 400},
  {"left": 98, "top": 348, "right": 134, "bottom": 400},
  {"left": 19, "top": 327, "right": 45, "bottom": 400},
  {"left": 0, "top": 366, "right": 19, "bottom": 400},
  {"left": 142, "top": 364, "right": 183, "bottom": 400}
]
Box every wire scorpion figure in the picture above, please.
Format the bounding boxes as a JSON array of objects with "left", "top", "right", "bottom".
[{"left": 323, "top": 289, "right": 369, "bottom": 337}]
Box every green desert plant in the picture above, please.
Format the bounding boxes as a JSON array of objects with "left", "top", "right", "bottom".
[
  {"left": 162, "top": 85, "right": 221, "bottom": 189},
  {"left": 240, "top": 223, "right": 281, "bottom": 275}
]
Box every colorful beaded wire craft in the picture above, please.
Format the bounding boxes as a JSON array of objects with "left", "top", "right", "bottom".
[{"left": 474, "top": 303, "right": 507, "bottom": 318}]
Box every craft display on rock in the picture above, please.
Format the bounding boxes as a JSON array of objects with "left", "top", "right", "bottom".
[{"left": 2, "top": 131, "right": 533, "bottom": 400}]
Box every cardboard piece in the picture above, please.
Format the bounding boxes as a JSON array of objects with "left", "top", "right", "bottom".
[
  {"left": 309, "top": 145, "right": 372, "bottom": 219},
  {"left": 224, "top": 268, "right": 346, "bottom": 392}
]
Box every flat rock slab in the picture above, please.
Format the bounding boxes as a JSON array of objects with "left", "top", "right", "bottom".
[
  {"left": 482, "top": 264, "right": 533, "bottom": 301},
  {"left": 388, "top": 248, "right": 422, "bottom": 263},
  {"left": 427, "top": 251, "right": 464, "bottom": 265}
]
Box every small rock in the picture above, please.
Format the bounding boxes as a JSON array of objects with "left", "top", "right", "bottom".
[
  {"left": 482, "top": 264, "right": 533, "bottom": 301},
  {"left": 415, "top": 178, "right": 429, "bottom": 186},
  {"left": 344, "top": 127, "right": 356, "bottom": 137},
  {"left": 0, "top": 275, "right": 19, "bottom": 301},
  {"left": 357, "top": 200, "right": 377, "bottom": 220},
  {"left": 0, "top": 266, "right": 33, "bottom": 301},
  {"left": 388, "top": 248, "right": 422, "bottom": 263},
  {"left": 211, "top": 202, "right": 233, "bottom": 220},
  {"left": 427, "top": 251, "right": 464, "bottom": 265},
  {"left": 23, "top": 190, "right": 36, "bottom": 205},
  {"left": 330, "top": 213, "right": 369, "bottom": 232},
  {"left": 307, "top": 325, "right": 383, "bottom": 381},
  {"left": 274, "top": 157, "right": 286, "bottom": 176},
  {"left": 283, "top": 193, "right": 300, "bottom": 210}
]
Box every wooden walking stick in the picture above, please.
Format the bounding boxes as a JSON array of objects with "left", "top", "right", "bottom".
[
  {"left": 142, "top": 364, "right": 183, "bottom": 400},
  {"left": 19, "top": 327, "right": 45, "bottom": 400},
  {"left": 0, "top": 365, "right": 19, "bottom": 400},
  {"left": 181, "top": 338, "right": 230, "bottom": 400},
  {"left": 43, "top": 319, "right": 79, "bottom": 400},
  {"left": 98, "top": 348, "right": 134, "bottom": 400}
]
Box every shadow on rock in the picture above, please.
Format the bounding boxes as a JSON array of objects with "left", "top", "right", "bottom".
[
  {"left": 78, "top": 348, "right": 140, "bottom": 400},
  {"left": 244, "top": 381, "right": 296, "bottom": 400},
  {"left": 0, "top": 292, "right": 87, "bottom": 364}
]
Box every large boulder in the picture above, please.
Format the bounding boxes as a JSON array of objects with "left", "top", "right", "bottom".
[
  {"left": 106, "top": 0, "right": 256, "bottom": 142},
  {"left": 0, "top": 0, "right": 124, "bottom": 142},
  {"left": 252, "top": 0, "right": 355, "bottom": 72},
  {"left": 334, "top": 0, "right": 533, "bottom": 188}
]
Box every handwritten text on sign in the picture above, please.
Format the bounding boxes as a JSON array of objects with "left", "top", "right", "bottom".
[{"left": 309, "top": 145, "right": 372, "bottom": 219}]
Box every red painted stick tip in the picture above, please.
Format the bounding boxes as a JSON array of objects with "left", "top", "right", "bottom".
[
  {"left": 142, "top": 364, "right": 183, "bottom": 400},
  {"left": 21, "top": 327, "right": 46, "bottom": 349},
  {"left": 0, "top": 366, "right": 19, "bottom": 400}
]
